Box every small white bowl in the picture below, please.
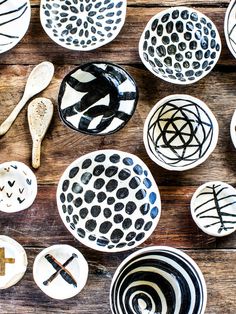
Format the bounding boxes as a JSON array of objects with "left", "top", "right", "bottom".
[
  {"left": 191, "top": 181, "right": 236, "bottom": 237},
  {"left": 0, "top": 235, "right": 27, "bottom": 289},
  {"left": 33, "top": 244, "right": 88, "bottom": 300},
  {"left": 139, "top": 6, "right": 221, "bottom": 84},
  {"left": 40, "top": 0, "right": 127, "bottom": 51},
  {"left": 110, "top": 246, "right": 207, "bottom": 314},
  {"left": 0, "top": 0, "right": 31, "bottom": 54},
  {"left": 143, "top": 94, "right": 219, "bottom": 171},
  {"left": 0, "top": 161, "right": 37, "bottom": 213},
  {"left": 225, "top": 0, "right": 236, "bottom": 59}
]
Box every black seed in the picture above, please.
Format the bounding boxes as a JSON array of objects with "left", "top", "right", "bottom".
[
  {"left": 195, "top": 30, "right": 202, "bottom": 40},
  {"left": 72, "top": 182, "right": 83, "bottom": 194},
  {"left": 91, "top": 205, "right": 101, "bottom": 217},
  {"left": 66, "top": 216, "right": 70, "bottom": 223},
  {"left": 205, "top": 50, "right": 211, "bottom": 58},
  {"left": 114, "top": 214, "right": 123, "bottom": 223},
  {"left": 193, "top": 61, "right": 200, "bottom": 69},
  {"left": 62, "top": 180, "right": 69, "bottom": 192},
  {"left": 80, "top": 207, "right": 88, "bottom": 219},
  {"left": 203, "top": 26, "right": 209, "bottom": 35},
  {"left": 116, "top": 243, "right": 126, "bottom": 249},
  {"left": 116, "top": 188, "right": 129, "bottom": 199},
  {"left": 81, "top": 172, "right": 92, "bottom": 184},
  {"left": 125, "top": 201, "right": 137, "bottom": 215},
  {"left": 211, "top": 30, "right": 216, "bottom": 38},
  {"left": 202, "top": 61, "right": 208, "bottom": 69},
  {"left": 183, "top": 61, "right": 190, "bottom": 68},
  {"left": 128, "top": 241, "right": 135, "bottom": 247},
  {"left": 174, "top": 63, "right": 181, "bottom": 72},
  {"left": 86, "top": 219, "right": 97, "bottom": 232},
  {"left": 93, "top": 165, "right": 105, "bottom": 176},
  {"left": 77, "top": 228, "right": 85, "bottom": 238},
  {"left": 186, "top": 21, "right": 194, "bottom": 31},
  {"left": 151, "top": 36, "right": 157, "bottom": 46},
  {"left": 155, "top": 58, "right": 163, "bottom": 67},
  {"left": 84, "top": 190, "right": 95, "bottom": 203},
  {"left": 99, "top": 221, "right": 112, "bottom": 234},
  {"left": 195, "top": 70, "right": 203, "bottom": 77},
  {"left": 97, "top": 192, "right": 106, "bottom": 203},
  {"left": 211, "top": 39, "right": 216, "bottom": 49},
  {"left": 69, "top": 167, "right": 79, "bottom": 178},
  {"left": 190, "top": 12, "right": 198, "bottom": 21}
]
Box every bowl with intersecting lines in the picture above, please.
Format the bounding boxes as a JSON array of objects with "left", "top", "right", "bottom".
[
  {"left": 139, "top": 6, "right": 221, "bottom": 84},
  {"left": 143, "top": 94, "right": 219, "bottom": 171}
]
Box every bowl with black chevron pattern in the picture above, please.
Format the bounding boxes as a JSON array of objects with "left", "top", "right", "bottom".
[
  {"left": 56, "top": 150, "right": 161, "bottom": 252},
  {"left": 58, "top": 62, "right": 138, "bottom": 135},
  {"left": 0, "top": 0, "right": 31, "bottom": 54},
  {"left": 40, "top": 0, "right": 127, "bottom": 51},
  {"left": 110, "top": 246, "right": 207, "bottom": 314}
]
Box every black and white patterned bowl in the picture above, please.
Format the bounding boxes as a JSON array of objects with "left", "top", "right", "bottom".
[
  {"left": 56, "top": 150, "right": 161, "bottom": 253},
  {"left": 191, "top": 181, "right": 236, "bottom": 237},
  {"left": 139, "top": 6, "right": 221, "bottom": 84},
  {"left": 0, "top": 0, "right": 31, "bottom": 54},
  {"left": 110, "top": 246, "right": 207, "bottom": 314},
  {"left": 58, "top": 62, "right": 138, "bottom": 136},
  {"left": 143, "top": 94, "right": 219, "bottom": 171},
  {"left": 225, "top": 0, "right": 236, "bottom": 59},
  {"left": 40, "top": 0, "right": 127, "bottom": 51}
]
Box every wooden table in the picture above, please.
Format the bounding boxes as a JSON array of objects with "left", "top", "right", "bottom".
[{"left": 0, "top": 0, "right": 236, "bottom": 313}]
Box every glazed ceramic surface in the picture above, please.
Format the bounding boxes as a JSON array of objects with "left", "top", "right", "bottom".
[
  {"left": 57, "top": 150, "right": 161, "bottom": 252},
  {"left": 33, "top": 244, "right": 88, "bottom": 300},
  {"left": 139, "top": 6, "right": 221, "bottom": 84},
  {"left": 110, "top": 246, "right": 207, "bottom": 314},
  {"left": 40, "top": 0, "right": 127, "bottom": 51},
  {"left": 0, "top": 0, "right": 31, "bottom": 54},
  {"left": 143, "top": 94, "right": 219, "bottom": 171},
  {"left": 230, "top": 109, "right": 236, "bottom": 149},
  {"left": 225, "top": 0, "right": 236, "bottom": 59},
  {"left": 58, "top": 62, "right": 138, "bottom": 135},
  {"left": 0, "top": 235, "right": 27, "bottom": 289},
  {"left": 191, "top": 181, "right": 236, "bottom": 237},
  {"left": 0, "top": 161, "right": 37, "bottom": 213}
]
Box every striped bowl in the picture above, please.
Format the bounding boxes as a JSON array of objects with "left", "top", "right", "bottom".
[{"left": 110, "top": 246, "right": 207, "bottom": 314}]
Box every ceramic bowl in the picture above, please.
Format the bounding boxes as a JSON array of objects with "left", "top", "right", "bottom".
[
  {"left": 225, "top": 0, "right": 236, "bottom": 59},
  {"left": 110, "top": 246, "right": 207, "bottom": 314},
  {"left": 230, "top": 109, "right": 236, "bottom": 149},
  {"left": 33, "top": 244, "right": 88, "bottom": 299},
  {"left": 0, "top": 161, "right": 37, "bottom": 213},
  {"left": 0, "top": 0, "right": 31, "bottom": 54},
  {"left": 191, "top": 181, "right": 236, "bottom": 237},
  {"left": 0, "top": 235, "right": 27, "bottom": 289},
  {"left": 139, "top": 6, "right": 221, "bottom": 84},
  {"left": 58, "top": 62, "right": 138, "bottom": 136},
  {"left": 143, "top": 94, "right": 219, "bottom": 171},
  {"left": 57, "top": 150, "right": 161, "bottom": 253},
  {"left": 40, "top": 0, "right": 127, "bottom": 51}
]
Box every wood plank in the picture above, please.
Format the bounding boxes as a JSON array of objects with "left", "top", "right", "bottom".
[
  {"left": 0, "top": 248, "right": 235, "bottom": 313},
  {"left": 0, "top": 7, "right": 234, "bottom": 66}
]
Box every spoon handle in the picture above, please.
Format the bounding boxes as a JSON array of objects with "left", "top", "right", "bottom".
[
  {"left": 0, "top": 96, "right": 28, "bottom": 136},
  {"left": 32, "top": 138, "right": 42, "bottom": 169}
]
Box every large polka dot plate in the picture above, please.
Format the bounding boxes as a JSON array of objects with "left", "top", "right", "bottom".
[
  {"left": 57, "top": 150, "right": 161, "bottom": 252},
  {"left": 40, "top": 0, "right": 127, "bottom": 51},
  {"left": 139, "top": 6, "right": 221, "bottom": 84},
  {"left": 110, "top": 246, "right": 207, "bottom": 314}
]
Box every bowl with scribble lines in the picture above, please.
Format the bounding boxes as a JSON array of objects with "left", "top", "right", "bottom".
[
  {"left": 0, "top": 0, "right": 31, "bottom": 54},
  {"left": 110, "top": 246, "right": 207, "bottom": 314},
  {"left": 143, "top": 94, "right": 219, "bottom": 171},
  {"left": 139, "top": 6, "right": 221, "bottom": 84}
]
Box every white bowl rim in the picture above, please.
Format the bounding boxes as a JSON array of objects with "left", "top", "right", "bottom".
[
  {"left": 224, "top": 0, "right": 236, "bottom": 59},
  {"left": 143, "top": 94, "right": 219, "bottom": 171}
]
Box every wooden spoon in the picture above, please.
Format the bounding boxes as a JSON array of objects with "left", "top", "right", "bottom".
[
  {"left": 28, "top": 98, "right": 54, "bottom": 169},
  {"left": 0, "top": 61, "right": 54, "bottom": 136}
]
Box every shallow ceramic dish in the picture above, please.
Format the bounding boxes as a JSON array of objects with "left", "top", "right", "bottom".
[
  {"left": 230, "top": 109, "right": 236, "bottom": 148},
  {"left": 0, "top": 161, "right": 37, "bottom": 213},
  {"left": 0, "top": 235, "right": 27, "bottom": 289},
  {"left": 143, "top": 94, "right": 219, "bottom": 171},
  {"left": 110, "top": 246, "right": 207, "bottom": 314},
  {"left": 33, "top": 244, "right": 88, "bottom": 299},
  {"left": 57, "top": 150, "right": 161, "bottom": 252},
  {"left": 0, "top": 0, "right": 31, "bottom": 54},
  {"left": 40, "top": 0, "right": 127, "bottom": 51},
  {"left": 58, "top": 62, "right": 138, "bottom": 135},
  {"left": 225, "top": 0, "right": 236, "bottom": 59},
  {"left": 139, "top": 6, "right": 221, "bottom": 84},
  {"left": 191, "top": 181, "right": 236, "bottom": 237}
]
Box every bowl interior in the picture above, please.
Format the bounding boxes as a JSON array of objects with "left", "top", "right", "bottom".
[
  {"left": 110, "top": 247, "right": 207, "bottom": 314},
  {"left": 225, "top": 0, "right": 236, "bottom": 59},
  {"left": 139, "top": 7, "right": 221, "bottom": 84},
  {"left": 40, "top": 0, "right": 126, "bottom": 51},
  {"left": 57, "top": 150, "right": 161, "bottom": 252},
  {"left": 58, "top": 62, "right": 138, "bottom": 135},
  {"left": 145, "top": 96, "right": 217, "bottom": 170}
]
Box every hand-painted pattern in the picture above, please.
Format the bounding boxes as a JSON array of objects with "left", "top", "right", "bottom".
[
  {"left": 225, "top": 0, "right": 236, "bottom": 59},
  {"left": 0, "top": 247, "right": 15, "bottom": 276}
]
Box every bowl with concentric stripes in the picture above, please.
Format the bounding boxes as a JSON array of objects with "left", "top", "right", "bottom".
[{"left": 110, "top": 246, "right": 207, "bottom": 314}]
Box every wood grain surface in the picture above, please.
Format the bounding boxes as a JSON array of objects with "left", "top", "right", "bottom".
[{"left": 0, "top": 0, "right": 236, "bottom": 313}]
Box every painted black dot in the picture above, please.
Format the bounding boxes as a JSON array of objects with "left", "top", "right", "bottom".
[
  {"left": 186, "top": 70, "right": 194, "bottom": 77},
  {"left": 60, "top": 193, "right": 65, "bottom": 203},
  {"left": 189, "top": 40, "right": 197, "bottom": 50},
  {"left": 67, "top": 193, "right": 74, "bottom": 202},
  {"left": 66, "top": 216, "right": 70, "bottom": 223},
  {"left": 190, "top": 12, "right": 198, "bottom": 22},
  {"left": 155, "top": 58, "right": 163, "bottom": 67},
  {"left": 97, "top": 237, "right": 109, "bottom": 247},
  {"left": 85, "top": 219, "right": 97, "bottom": 232},
  {"left": 122, "top": 218, "right": 132, "bottom": 230},
  {"left": 157, "top": 24, "right": 163, "bottom": 36},
  {"left": 175, "top": 53, "right": 183, "bottom": 62},
  {"left": 99, "top": 221, "right": 113, "bottom": 234},
  {"left": 114, "top": 214, "right": 123, "bottom": 223},
  {"left": 178, "top": 42, "right": 186, "bottom": 51},
  {"left": 151, "top": 36, "right": 157, "bottom": 46},
  {"left": 72, "top": 182, "right": 83, "bottom": 194},
  {"left": 167, "top": 44, "right": 176, "bottom": 55},
  {"left": 62, "top": 180, "right": 69, "bottom": 192},
  {"left": 201, "top": 36, "right": 208, "bottom": 50},
  {"left": 181, "top": 9, "right": 189, "bottom": 19},
  {"left": 129, "top": 177, "right": 141, "bottom": 190},
  {"left": 162, "top": 36, "right": 170, "bottom": 45},
  {"left": 97, "top": 192, "right": 107, "bottom": 203},
  {"left": 161, "top": 13, "right": 170, "bottom": 23},
  {"left": 81, "top": 172, "right": 92, "bottom": 185},
  {"left": 172, "top": 9, "right": 179, "bottom": 19},
  {"left": 151, "top": 18, "right": 158, "bottom": 31},
  {"left": 116, "top": 243, "right": 126, "bottom": 249},
  {"left": 123, "top": 157, "right": 134, "bottom": 166},
  {"left": 125, "top": 201, "right": 137, "bottom": 215},
  {"left": 211, "top": 39, "right": 216, "bottom": 49},
  {"left": 80, "top": 207, "right": 88, "bottom": 219},
  {"left": 93, "top": 165, "right": 105, "bottom": 176},
  {"left": 148, "top": 46, "right": 154, "bottom": 57},
  {"left": 174, "top": 63, "right": 182, "bottom": 72},
  {"left": 136, "top": 189, "right": 147, "bottom": 200},
  {"left": 89, "top": 235, "right": 96, "bottom": 241},
  {"left": 211, "top": 30, "right": 216, "bottom": 38},
  {"left": 107, "top": 197, "right": 115, "bottom": 205},
  {"left": 62, "top": 205, "right": 67, "bottom": 213},
  {"left": 106, "top": 179, "right": 118, "bottom": 192},
  {"left": 184, "top": 32, "right": 192, "bottom": 41},
  {"left": 77, "top": 228, "right": 85, "bottom": 238},
  {"left": 193, "top": 61, "right": 200, "bottom": 69},
  {"left": 128, "top": 241, "right": 135, "bottom": 247},
  {"left": 104, "top": 208, "right": 112, "bottom": 218},
  {"left": 95, "top": 154, "right": 106, "bottom": 162},
  {"left": 118, "top": 169, "right": 131, "bottom": 181},
  {"left": 110, "top": 154, "right": 120, "bottom": 163},
  {"left": 205, "top": 50, "right": 211, "bottom": 58},
  {"left": 195, "top": 30, "right": 202, "bottom": 40},
  {"left": 91, "top": 205, "right": 101, "bottom": 217},
  {"left": 166, "top": 21, "right": 173, "bottom": 34},
  {"left": 203, "top": 26, "right": 209, "bottom": 35},
  {"left": 126, "top": 232, "right": 136, "bottom": 241},
  {"left": 73, "top": 197, "right": 82, "bottom": 208},
  {"left": 143, "top": 178, "right": 152, "bottom": 189},
  {"left": 164, "top": 57, "right": 172, "bottom": 67},
  {"left": 136, "top": 232, "right": 145, "bottom": 242},
  {"left": 67, "top": 205, "right": 73, "bottom": 215},
  {"left": 156, "top": 45, "right": 166, "bottom": 57},
  {"left": 183, "top": 61, "right": 190, "bottom": 68},
  {"left": 105, "top": 166, "right": 118, "bottom": 177},
  {"left": 69, "top": 167, "right": 79, "bottom": 178},
  {"left": 176, "top": 21, "right": 184, "bottom": 33},
  {"left": 70, "top": 222, "right": 75, "bottom": 230},
  {"left": 144, "top": 221, "right": 153, "bottom": 231},
  {"left": 185, "top": 52, "right": 192, "bottom": 59},
  {"left": 116, "top": 188, "right": 129, "bottom": 199},
  {"left": 111, "top": 229, "right": 124, "bottom": 243},
  {"left": 171, "top": 33, "right": 179, "bottom": 43},
  {"left": 211, "top": 52, "right": 216, "bottom": 59},
  {"left": 94, "top": 178, "right": 105, "bottom": 190},
  {"left": 84, "top": 190, "right": 95, "bottom": 203},
  {"left": 186, "top": 21, "right": 194, "bottom": 31},
  {"left": 140, "top": 203, "right": 150, "bottom": 215},
  {"left": 108, "top": 245, "right": 114, "bottom": 249},
  {"left": 115, "top": 202, "right": 124, "bottom": 211},
  {"left": 135, "top": 218, "right": 145, "bottom": 230},
  {"left": 73, "top": 215, "right": 79, "bottom": 224},
  {"left": 196, "top": 70, "right": 203, "bottom": 77},
  {"left": 196, "top": 50, "right": 203, "bottom": 60}
]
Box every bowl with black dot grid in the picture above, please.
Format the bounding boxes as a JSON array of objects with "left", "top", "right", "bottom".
[
  {"left": 139, "top": 6, "right": 221, "bottom": 85},
  {"left": 56, "top": 150, "right": 161, "bottom": 253},
  {"left": 40, "top": 0, "right": 127, "bottom": 51}
]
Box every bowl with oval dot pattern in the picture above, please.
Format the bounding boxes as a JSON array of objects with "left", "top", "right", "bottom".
[
  {"left": 139, "top": 6, "right": 221, "bottom": 84},
  {"left": 56, "top": 150, "right": 161, "bottom": 252},
  {"left": 40, "top": 0, "right": 127, "bottom": 51}
]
